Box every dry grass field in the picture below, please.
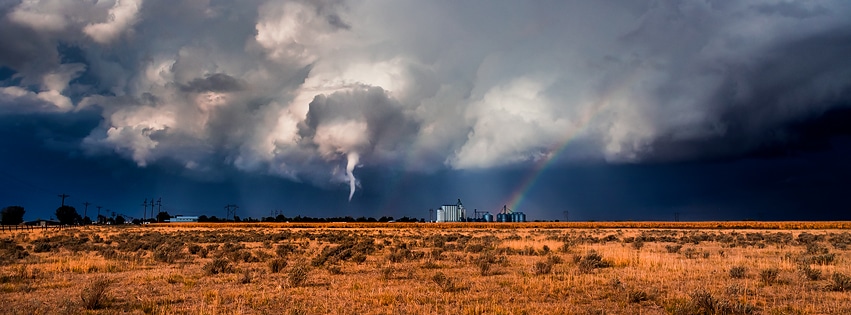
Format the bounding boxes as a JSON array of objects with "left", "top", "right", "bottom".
[{"left": 1, "top": 222, "right": 850, "bottom": 314}]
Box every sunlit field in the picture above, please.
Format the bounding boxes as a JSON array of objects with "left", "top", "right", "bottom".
[{"left": 2, "top": 222, "right": 850, "bottom": 314}]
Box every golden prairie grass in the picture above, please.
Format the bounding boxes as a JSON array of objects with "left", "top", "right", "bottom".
[{"left": 0, "top": 223, "right": 849, "bottom": 314}]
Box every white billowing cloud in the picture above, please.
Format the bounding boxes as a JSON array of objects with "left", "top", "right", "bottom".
[
  {"left": 451, "top": 77, "right": 571, "bottom": 168},
  {"left": 99, "top": 105, "right": 176, "bottom": 166},
  {"left": 83, "top": 0, "right": 142, "bottom": 44},
  {"left": 255, "top": 0, "right": 345, "bottom": 65},
  {"left": 7, "top": 0, "right": 70, "bottom": 32},
  {"left": 3, "top": 0, "right": 851, "bottom": 198},
  {"left": 313, "top": 120, "right": 369, "bottom": 158},
  {"left": 0, "top": 63, "right": 85, "bottom": 113}
]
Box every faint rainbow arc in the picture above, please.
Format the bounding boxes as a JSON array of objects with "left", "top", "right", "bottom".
[{"left": 502, "top": 73, "right": 639, "bottom": 215}]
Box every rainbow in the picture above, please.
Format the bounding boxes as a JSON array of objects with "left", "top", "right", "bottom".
[
  {"left": 501, "top": 73, "right": 638, "bottom": 214},
  {"left": 376, "top": 71, "right": 637, "bottom": 216}
]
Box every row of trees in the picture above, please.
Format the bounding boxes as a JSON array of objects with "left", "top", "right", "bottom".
[
  {"left": 1, "top": 205, "right": 172, "bottom": 225},
  {"left": 1, "top": 206, "right": 25, "bottom": 225},
  {"left": 199, "top": 215, "right": 425, "bottom": 223},
  {"left": 3, "top": 205, "right": 426, "bottom": 225}
]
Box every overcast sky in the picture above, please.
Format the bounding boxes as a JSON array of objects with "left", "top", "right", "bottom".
[{"left": 2, "top": 0, "right": 851, "bottom": 221}]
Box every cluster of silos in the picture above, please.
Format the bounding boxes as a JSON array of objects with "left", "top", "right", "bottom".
[
  {"left": 484, "top": 212, "right": 526, "bottom": 222},
  {"left": 482, "top": 211, "right": 525, "bottom": 222}
]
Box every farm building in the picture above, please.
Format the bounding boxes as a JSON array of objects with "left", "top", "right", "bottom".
[
  {"left": 435, "top": 199, "right": 466, "bottom": 222},
  {"left": 168, "top": 216, "right": 199, "bottom": 223}
]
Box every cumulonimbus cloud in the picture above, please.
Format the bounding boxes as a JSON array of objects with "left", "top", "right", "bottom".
[{"left": 2, "top": 0, "right": 851, "bottom": 199}]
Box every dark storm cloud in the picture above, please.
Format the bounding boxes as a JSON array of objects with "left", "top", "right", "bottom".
[
  {"left": 299, "top": 86, "right": 419, "bottom": 157},
  {"left": 1, "top": 0, "right": 851, "bottom": 206},
  {"left": 179, "top": 74, "right": 246, "bottom": 93},
  {"left": 644, "top": 29, "right": 851, "bottom": 162},
  {"left": 298, "top": 86, "right": 420, "bottom": 199},
  {"left": 753, "top": 2, "right": 829, "bottom": 19}
]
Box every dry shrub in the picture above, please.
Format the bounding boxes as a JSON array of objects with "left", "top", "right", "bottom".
[
  {"left": 381, "top": 266, "right": 394, "bottom": 280},
  {"left": 829, "top": 272, "right": 851, "bottom": 292},
  {"left": 627, "top": 289, "right": 648, "bottom": 303},
  {"left": 729, "top": 266, "right": 746, "bottom": 279},
  {"left": 187, "top": 244, "right": 202, "bottom": 255},
  {"left": 665, "top": 244, "right": 683, "bottom": 253},
  {"left": 0, "top": 239, "right": 29, "bottom": 265},
  {"left": 269, "top": 258, "right": 288, "bottom": 273},
  {"left": 327, "top": 265, "right": 342, "bottom": 275},
  {"left": 533, "top": 260, "right": 553, "bottom": 275},
  {"left": 477, "top": 260, "right": 491, "bottom": 276},
  {"left": 288, "top": 262, "right": 310, "bottom": 287},
  {"left": 81, "top": 277, "right": 111, "bottom": 310},
  {"left": 153, "top": 244, "right": 184, "bottom": 264},
  {"left": 239, "top": 270, "right": 251, "bottom": 284},
  {"left": 689, "top": 290, "right": 716, "bottom": 315},
  {"left": 576, "top": 250, "right": 610, "bottom": 274},
  {"left": 811, "top": 253, "right": 836, "bottom": 265},
  {"left": 432, "top": 272, "right": 464, "bottom": 292},
  {"left": 386, "top": 245, "right": 424, "bottom": 263},
  {"left": 203, "top": 258, "right": 234, "bottom": 275},
  {"left": 312, "top": 239, "right": 376, "bottom": 266},
  {"left": 759, "top": 268, "right": 779, "bottom": 285},
  {"left": 276, "top": 243, "right": 297, "bottom": 258},
  {"left": 669, "top": 290, "right": 756, "bottom": 315},
  {"left": 422, "top": 260, "right": 440, "bottom": 269},
  {"left": 547, "top": 254, "right": 563, "bottom": 265},
  {"left": 798, "top": 264, "right": 821, "bottom": 281}
]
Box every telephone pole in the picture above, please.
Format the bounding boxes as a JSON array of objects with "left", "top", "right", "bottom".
[
  {"left": 141, "top": 198, "right": 148, "bottom": 222},
  {"left": 96, "top": 206, "right": 102, "bottom": 224},
  {"left": 149, "top": 198, "right": 155, "bottom": 221},
  {"left": 58, "top": 193, "right": 70, "bottom": 206},
  {"left": 82, "top": 201, "right": 91, "bottom": 220}
]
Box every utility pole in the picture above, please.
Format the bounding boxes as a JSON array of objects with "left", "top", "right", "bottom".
[
  {"left": 141, "top": 198, "right": 148, "bottom": 222},
  {"left": 149, "top": 198, "right": 155, "bottom": 221},
  {"left": 674, "top": 212, "right": 680, "bottom": 222},
  {"left": 96, "top": 206, "right": 102, "bottom": 224},
  {"left": 156, "top": 197, "right": 162, "bottom": 214},
  {"left": 563, "top": 211, "right": 569, "bottom": 222},
  {"left": 82, "top": 201, "right": 91, "bottom": 220},
  {"left": 58, "top": 193, "right": 70, "bottom": 206}
]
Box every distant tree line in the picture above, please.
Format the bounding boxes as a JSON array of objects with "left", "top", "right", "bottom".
[
  {"left": 1, "top": 206, "right": 25, "bottom": 225},
  {"left": 197, "top": 214, "right": 425, "bottom": 223},
  {"left": 3, "top": 204, "right": 426, "bottom": 225}
]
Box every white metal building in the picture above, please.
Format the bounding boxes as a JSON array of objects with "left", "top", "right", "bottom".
[
  {"left": 435, "top": 199, "right": 466, "bottom": 222},
  {"left": 169, "top": 216, "right": 199, "bottom": 223}
]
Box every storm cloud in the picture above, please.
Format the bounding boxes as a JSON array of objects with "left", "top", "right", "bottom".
[{"left": 2, "top": 0, "right": 851, "bottom": 200}]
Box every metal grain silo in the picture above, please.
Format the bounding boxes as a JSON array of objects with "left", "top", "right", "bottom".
[{"left": 483, "top": 213, "right": 493, "bottom": 222}]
